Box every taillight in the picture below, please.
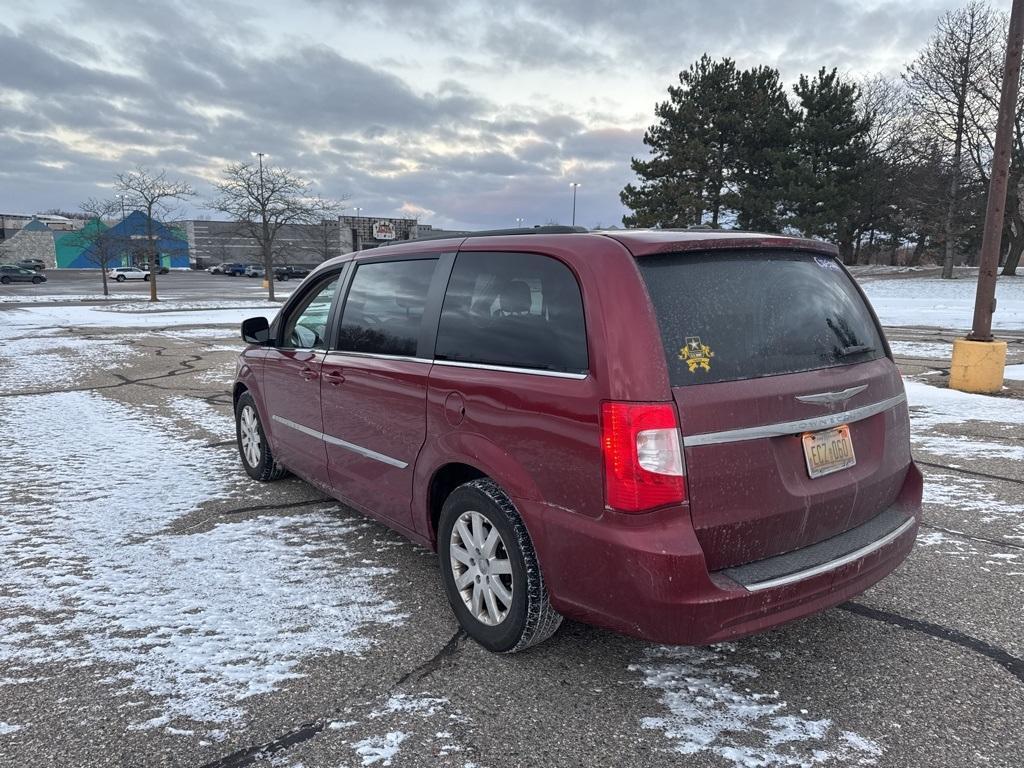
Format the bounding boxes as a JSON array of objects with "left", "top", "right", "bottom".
[{"left": 601, "top": 401, "right": 686, "bottom": 513}]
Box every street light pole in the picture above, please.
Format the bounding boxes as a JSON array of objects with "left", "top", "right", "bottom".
[
  {"left": 949, "top": 0, "right": 1024, "bottom": 392},
  {"left": 515, "top": 217, "right": 525, "bottom": 228},
  {"left": 570, "top": 182, "right": 580, "bottom": 226},
  {"left": 254, "top": 152, "right": 266, "bottom": 202},
  {"left": 251, "top": 151, "right": 270, "bottom": 294}
]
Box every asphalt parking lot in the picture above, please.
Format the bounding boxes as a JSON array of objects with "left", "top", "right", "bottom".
[
  {"left": 0, "top": 268, "right": 294, "bottom": 303},
  {"left": 1, "top": 274, "right": 1022, "bottom": 768}
]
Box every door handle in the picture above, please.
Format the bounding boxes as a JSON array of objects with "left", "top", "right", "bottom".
[
  {"left": 325, "top": 370, "right": 346, "bottom": 386},
  {"left": 300, "top": 366, "right": 319, "bottom": 381}
]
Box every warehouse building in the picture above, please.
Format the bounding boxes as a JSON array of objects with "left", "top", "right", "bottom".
[{"left": 186, "top": 215, "right": 461, "bottom": 269}]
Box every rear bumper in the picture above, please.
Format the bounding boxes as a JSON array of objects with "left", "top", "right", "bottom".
[{"left": 522, "top": 462, "right": 922, "bottom": 645}]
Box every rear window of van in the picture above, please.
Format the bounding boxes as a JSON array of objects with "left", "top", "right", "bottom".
[{"left": 636, "top": 250, "right": 885, "bottom": 386}]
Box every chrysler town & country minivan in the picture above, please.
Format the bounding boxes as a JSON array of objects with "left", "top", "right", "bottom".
[{"left": 233, "top": 228, "right": 922, "bottom": 653}]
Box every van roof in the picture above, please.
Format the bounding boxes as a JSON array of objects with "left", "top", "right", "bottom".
[{"left": 321, "top": 228, "right": 839, "bottom": 269}]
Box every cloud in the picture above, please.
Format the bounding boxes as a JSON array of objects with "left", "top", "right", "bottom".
[{"left": 0, "top": 0, "right": 964, "bottom": 229}]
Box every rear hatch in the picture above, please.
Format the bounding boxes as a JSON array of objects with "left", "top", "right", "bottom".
[{"left": 635, "top": 249, "right": 911, "bottom": 571}]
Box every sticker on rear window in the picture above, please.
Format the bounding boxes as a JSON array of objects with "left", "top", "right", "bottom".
[{"left": 678, "top": 336, "right": 715, "bottom": 373}]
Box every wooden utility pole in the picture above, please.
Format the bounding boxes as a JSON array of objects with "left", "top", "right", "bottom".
[
  {"left": 969, "top": 0, "right": 1024, "bottom": 339},
  {"left": 950, "top": 0, "right": 1023, "bottom": 391}
]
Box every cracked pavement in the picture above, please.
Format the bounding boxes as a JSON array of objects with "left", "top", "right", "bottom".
[{"left": 1, "top": 272, "right": 1023, "bottom": 768}]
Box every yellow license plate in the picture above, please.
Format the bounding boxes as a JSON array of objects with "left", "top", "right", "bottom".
[{"left": 802, "top": 424, "right": 856, "bottom": 478}]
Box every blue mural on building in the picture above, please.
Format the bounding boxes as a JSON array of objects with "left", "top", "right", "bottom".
[{"left": 55, "top": 211, "right": 189, "bottom": 269}]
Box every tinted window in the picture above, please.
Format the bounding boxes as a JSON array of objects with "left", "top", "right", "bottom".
[
  {"left": 637, "top": 250, "right": 885, "bottom": 386},
  {"left": 435, "top": 252, "right": 588, "bottom": 373},
  {"left": 281, "top": 275, "right": 339, "bottom": 349},
  {"left": 337, "top": 259, "right": 437, "bottom": 356}
]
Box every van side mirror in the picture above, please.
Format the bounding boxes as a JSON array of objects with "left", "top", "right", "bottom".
[{"left": 241, "top": 316, "right": 273, "bottom": 345}]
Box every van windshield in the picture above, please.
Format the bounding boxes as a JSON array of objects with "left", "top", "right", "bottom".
[{"left": 636, "top": 250, "right": 885, "bottom": 386}]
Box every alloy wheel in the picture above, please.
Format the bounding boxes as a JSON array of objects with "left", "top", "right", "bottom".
[
  {"left": 449, "top": 510, "right": 514, "bottom": 626},
  {"left": 239, "top": 405, "right": 262, "bottom": 467}
]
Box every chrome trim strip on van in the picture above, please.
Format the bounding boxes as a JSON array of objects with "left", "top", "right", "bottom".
[
  {"left": 432, "top": 359, "right": 588, "bottom": 380},
  {"left": 683, "top": 393, "right": 907, "bottom": 447},
  {"left": 743, "top": 516, "right": 916, "bottom": 592},
  {"left": 324, "top": 351, "right": 433, "bottom": 364},
  {"left": 270, "top": 415, "right": 409, "bottom": 469}
]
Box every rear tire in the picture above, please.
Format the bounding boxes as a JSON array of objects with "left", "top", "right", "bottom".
[
  {"left": 235, "top": 392, "right": 288, "bottom": 481},
  {"left": 438, "top": 479, "right": 562, "bottom": 653},
  {"left": 0, "top": 276, "right": 10, "bottom": 285}
]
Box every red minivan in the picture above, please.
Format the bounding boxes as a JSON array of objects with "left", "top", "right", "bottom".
[{"left": 234, "top": 228, "right": 921, "bottom": 653}]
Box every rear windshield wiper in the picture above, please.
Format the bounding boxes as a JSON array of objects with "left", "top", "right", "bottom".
[{"left": 836, "top": 344, "right": 875, "bottom": 357}]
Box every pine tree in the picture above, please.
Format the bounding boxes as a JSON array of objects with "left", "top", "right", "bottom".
[
  {"left": 789, "top": 68, "right": 873, "bottom": 263},
  {"left": 621, "top": 56, "right": 744, "bottom": 228},
  {"left": 734, "top": 66, "right": 796, "bottom": 231},
  {"left": 621, "top": 56, "right": 793, "bottom": 230}
]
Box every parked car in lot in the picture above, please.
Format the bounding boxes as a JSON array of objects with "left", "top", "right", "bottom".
[
  {"left": 149, "top": 264, "right": 170, "bottom": 274},
  {"left": 233, "top": 228, "right": 921, "bottom": 653},
  {"left": 107, "top": 266, "right": 150, "bottom": 282},
  {"left": 16, "top": 258, "right": 47, "bottom": 271},
  {"left": 225, "top": 263, "right": 248, "bottom": 276},
  {"left": 245, "top": 265, "right": 266, "bottom": 278},
  {"left": 275, "top": 264, "right": 310, "bottom": 280},
  {"left": 0, "top": 264, "right": 47, "bottom": 284}
]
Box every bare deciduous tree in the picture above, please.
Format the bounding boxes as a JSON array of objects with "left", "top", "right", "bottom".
[
  {"left": 66, "top": 198, "right": 129, "bottom": 297},
  {"left": 115, "top": 167, "right": 195, "bottom": 301},
  {"left": 904, "top": 1, "right": 1002, "bottom": 278},
  {"left": 208, "top": 162, "right": 344, "bottom": 301},
  {"left": 962, "top": 7, "right": 1024, "bottom": 275}
]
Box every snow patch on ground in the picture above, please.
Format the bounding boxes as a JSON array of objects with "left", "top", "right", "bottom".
[
  {"left": 192, "top": 363, "right": 237, "bottom": 389},
  {"left": 0, "top": 390, "right": 403, "bottom": 727},
  {"left": 103, "top": 300, "right": 279, "bottom": 313},
  {"left": 320, "top": 693, "right": 473, "bottom": 767},
  {"left": 887, "top": 340, "right": 952, "bottom": 359},
  {"left": 353, "top": 731, "right": 407, "bottom": 766},
  {"left": 860, "top": 276, "right": 1024, "bottom": 330},
  {"left": 904, "top": 379, "right": 1024, "bottom": 429},
  {"left": 1005, "top": 363, "right": 1024, "bottom": 381},
  {"left": 166, "top": 396, "right": 234, "bottom": 441},
  {"left": 0, "top": 331, "right": 135, "bottom": 393},
  {"left": 0, "top": 293, "right": 152, "bottom": 303},
  {"left": 4, "top": 304, "right": 275, "bottom": 330},
  {"left": 0, "top": 722, "right": 23, "bottom": 735},
  {"left": 632, "top": 645, "right": 883, "bottom": 767},
  {"left": 912, "top": 433, "right": 1024, "bottom": 462},
  {"left": 924, "top": 472, "right": 1024, "bottom": 542}
]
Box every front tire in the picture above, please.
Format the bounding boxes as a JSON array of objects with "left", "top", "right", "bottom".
[
  {"left": 32, "top": 276, "right": 43, "bottom": 284},
  {"left": 0, "top": 276, "right": 10, "bottom": 285},
  {"left": 116, "top": 275, "right": 126, "bottom": 282},
  {"left": 438, "top": 479, "right": 562, "bottom": 653},
  {"left": 235, "top": 392, "right": 287, "bottom": 481}
]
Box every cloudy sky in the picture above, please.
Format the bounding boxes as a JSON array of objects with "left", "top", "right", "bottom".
[{"left": 2, "top": 0, "right": 973, "bottom": 229}]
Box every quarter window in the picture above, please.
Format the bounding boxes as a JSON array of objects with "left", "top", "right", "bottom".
[
  {"left": 337, "top": 259, "right": 438, "bottom": 357},
  {"left": 281, "top": 276, "right": 339, "bottom": 349},
  {"left": 434, "top": 251, "right": 588, "bottom": 374}
]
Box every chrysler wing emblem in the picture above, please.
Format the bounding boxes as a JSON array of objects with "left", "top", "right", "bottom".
[{"left": 795, "top": 385, "right": 868, "bottom": 406}]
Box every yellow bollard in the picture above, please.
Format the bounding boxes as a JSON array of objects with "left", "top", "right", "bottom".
[
  {"left": 948, "top": 338, "right": 1007, "bottom": 394},
  {"left": 262, "top": 278, "right": 269, "bottom": 289}
]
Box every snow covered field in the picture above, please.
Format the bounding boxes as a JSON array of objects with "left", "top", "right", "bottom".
[{"left": 860, "top": 274, "right": 1024, "bottom": 330}]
